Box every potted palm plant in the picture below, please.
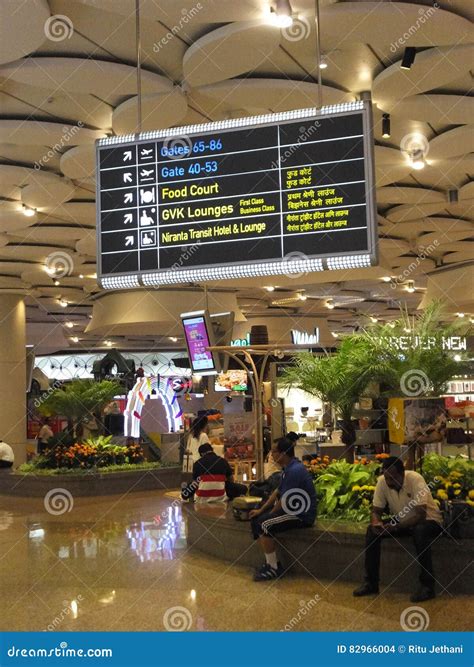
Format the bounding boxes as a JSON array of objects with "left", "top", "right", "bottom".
[
  {"left": 38, "top": 379, "right": 121, "bottom": 441},
  {"left": 280, "top": 337, "right": 377, "bottom": 462}
]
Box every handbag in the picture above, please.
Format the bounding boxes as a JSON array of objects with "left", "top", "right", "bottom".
[{"left": 232, "top": 496, "right": 262, "bottom": 521}]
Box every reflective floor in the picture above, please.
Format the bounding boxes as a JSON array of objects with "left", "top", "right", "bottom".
[{"left": 0, "top": 491, "right": 471, "bottom": 632}]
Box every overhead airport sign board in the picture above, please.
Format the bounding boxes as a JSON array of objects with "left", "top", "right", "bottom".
[{"left": 96, "top": 101, "right": 377, "bottom": 289}]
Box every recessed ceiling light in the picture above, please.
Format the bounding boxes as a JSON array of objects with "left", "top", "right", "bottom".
[
  {"left": 65, "top": 321, "right": 74, "bottom": 328},
  {"left": 79, "top": 274, "right": 84, "bottom": 279},
  {"left": 54, "top": 280, "right": 60, "bottom": 286},
  {"left": 381, "top": 276, "right": 392, "bottom": 283},
  {"left": 169, "top": 336, "right": 178, "bottom": 342},
  {"left": 58, "top": 299, "right": 68, "bottom": 308},
  {"left": 457, "top": 313, "right": 465, "bottom": 318},
  {"left": 71, "top": 336, "right": 79, "bottom": 343},
  {"left": 263, "top": 286, "right": 275, "bottom": 292},
  {"left": 454, "top": 354, "right": 462, "bottom": 362},
  {"left": 104, "top": 340, "right": 112, "bottom": 347},
  {"left": 22, "top": 205, "right": 36, "bottom": 217},
  {"left": 406, "top": 281, "right": 416, "bottom": 293},
  {"left": 331, "top": 332, "right": 339, "bottom": 338},
  {"left": 269, "top": 0, "right": 293, "bottom": 27},
  {"left": 325, "top": 299, "right": 335, "bottom": 309},
  {"left": 370, "top": 316, "right": 378, "bottom": 323},
  {"left": 319, "top": 58, "right": 328, "bottom": 70},
  {"left": 298, "top": 293, "right": 307, "bottom": 301}
]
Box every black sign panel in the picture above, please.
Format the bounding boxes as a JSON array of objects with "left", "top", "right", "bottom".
[{"left": 96, "top": 102, "right": 377, "bottom": 287}]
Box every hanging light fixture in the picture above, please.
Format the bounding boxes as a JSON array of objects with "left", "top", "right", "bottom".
[
  {"left": 22, "top": 205, "right": 36, "bottom": 217},
  {"left": 400, "top": 47, "right": 416, "bottom": 70},
  {"left": 382, "top": 113, "right": 391, "bottom": 138},
  {"left": 409, "top": 148, "right": 425, "bottom": 170},
  {"left": 448, "top": 189, "right": 459, "bottom": 204}
]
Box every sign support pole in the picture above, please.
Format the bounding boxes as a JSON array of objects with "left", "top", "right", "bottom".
[
  {"left": 135, "top": 0, "right": 142, "bottom": 133},
  {"left": 314, "top": 0, "right": 323, "bottom": 109}
]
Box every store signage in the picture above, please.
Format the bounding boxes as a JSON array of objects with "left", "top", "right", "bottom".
[
  {"left": 290, "top": 328, "right": 320, "bottom": 345},
  {"left": 231, "top": 333, "right": 250, "bottom": 347},
  {"left": 386, "top": 335, "right": 467, "bottom": 351},
  {"left": 96, "top": 101, "right": 377, "bottom": 289}
]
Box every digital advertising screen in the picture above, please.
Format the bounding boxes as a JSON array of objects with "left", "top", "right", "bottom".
[
  {"left": 96, "top": 101, "right": 377, "bottom": 289},
  {"left": 181, "top": 310, "right": 219, "bottom": 375}
]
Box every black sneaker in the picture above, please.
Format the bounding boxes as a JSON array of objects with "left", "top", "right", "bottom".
[
  {"left": 410, "top": 586, "right": 435, "bottom": 603},
  {"left": 253, "top": 562, "right": 284, "bottom": 582},
  {"left": 353, "top": 582, "right": 379, "bottom": 597}
]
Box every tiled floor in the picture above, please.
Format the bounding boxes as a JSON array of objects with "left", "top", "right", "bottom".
[{"left": 0, "top": 491, "right": 471, "bottom": 632}]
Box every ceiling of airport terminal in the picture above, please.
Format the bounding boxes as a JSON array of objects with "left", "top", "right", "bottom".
[{"left": 0, "top": 0, "right": 472, "bottom": 351}]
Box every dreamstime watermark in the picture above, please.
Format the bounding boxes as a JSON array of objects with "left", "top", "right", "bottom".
[
  {"left": 163, "top": 606, "right": 193, "bottom": 631},
  {"left": 271, "top": 122, "right": 321, "bottom": 169},
  {"left": 161, "top": 135, "right": 193, "bottom": 161},
  {"left": 153, "top": 3, "right": 203, "bottom": 52},
  {"left": 44, "top": 488, "right": 74, "bottom": 516},
  {"left": 281, "top": 488, "right": 311, "bottom": 516},
  {"left": 44, "top": 251, "right": 74, "bottom": 278},
  {"left": 281, "top": 250, "right": 310, "bottom": 279},
  {"left": 34, "top": 122, "right": 84, "bottom": 170},
  {"left": 33, "top": 379, "right": 61, "bottom": 409},
  {"left": 391, "top": 240, "right": 439, "bottom": 287},
  {"left": 168, "top": 242, "right": 201, "bottom": 273},
  {"left": 400, "top": 606, "right": 430, "bottom": 631},
  {"left": 44, "top": 596, "right": 85, "bottom": 632},
  {"left": 282, "top": 16, "right": 311, "bottom": 42},
  {"left": 44, "top": 15, "right": 74, "bottom": 42},
  {"left": 390, "top": 4, "right": 439, "bottom": 53},
  {"left": 388, "top": 478, "right": 440, "bottom": 527},
  {"left": 400, "top": 132, "right": 430, "bottom": 162},
  {"left": 281, "top": 594, "right": 321, "bottom": 631},
  {"left": 400, "top": 369, "right": 430, "bottom": 397}
]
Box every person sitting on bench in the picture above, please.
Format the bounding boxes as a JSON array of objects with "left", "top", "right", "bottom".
[
  {"left": 353, "top": 456, "right": 443, "bottom": 603},
  {"left": 249, "top": 435, "right": 317, "bottom": 581},
  {"left": 182, "top": 443, "right": 246, "bottom": 503}
]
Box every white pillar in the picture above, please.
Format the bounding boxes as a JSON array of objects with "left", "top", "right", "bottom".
[{"left": 0, "top": 295, "right": 26, "bottom": 464}]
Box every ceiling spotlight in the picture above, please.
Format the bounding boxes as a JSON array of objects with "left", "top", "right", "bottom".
[
  {"left": 457, "top": 312, "right": 465, "bottom": 318},
  {"left": 270, "top": 0, "right": 293, "bottom": 27},
  {"left": 404, "top": 327, "right": 411, "bottom": 333},
  {"left": 104, "top": 340, "right": 113, "bottom": 347},
  {"left": 369, "top": 316, "right": 378, "bottom": 323},
  {"left": 298, "top": 293, "right": 307, "bottom": 301},
  {"left": 319, "top": 58, "right": 328, "bottom": 70},
  {"left": 53, "top": 280, "right": 60, "bottom": 286},
  {"left": 71, "top": 336, "right": 79, "bottom": 343},
  {"left": 400, "top": 46, "right": 416, "bottom": 70},
  {"left": 58, "top": 299, "right": 68, "bottom": 308},
  {"left": 382, "top": 113, "right": 390, "bottom": 138},
  {"left": 169, "top": 336, "right": 178, "bottom": 342},
  {"left": 406, "top": 281, "right": 416, "bottom": 293},
  {"left": 409, "top": 149, "right": 425, "bottom": 170},
  {"left": 448, "top": 189, "right": 459, "bottom": 204},
  {"left": 326, "top": 299, "right": 335, "bottom": 310},
  {"left": 388, "top": 322, "right": 396, "bottom": 329},
  {"left": 79, "top": 274, "right": 84, "bottom": 279},
  {"left": 22, "top": 205, "right": 36, "bottom": 217},
  {"left": 263, "top": 286, "right": 275, "bottom": 292},
  {"left": 454, "top": 354, "right": 462, "bottom": 362},
  {"left": 331, "top": 332, "right": 339, "bottom": 338},
  {"left": 381, "top": 276, "right": 392, "bottom": 283},
  {"left": 65, "top": 321, "right": 74, "bottom": 328}
]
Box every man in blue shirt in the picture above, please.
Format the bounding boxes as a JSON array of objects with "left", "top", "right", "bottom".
[{"left": 249, "top": 435, "right": 317, "bottom": 581}]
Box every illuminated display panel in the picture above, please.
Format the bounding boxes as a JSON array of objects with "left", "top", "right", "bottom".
[
  {"left": 181, "top": 310, "right": 219, "bottom": 376},
  {"left": 96, "top": 102, "right": 377, "bottom": 288}
]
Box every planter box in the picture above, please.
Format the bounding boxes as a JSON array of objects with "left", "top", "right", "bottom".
[{"left": 0, "top": 466, "right": 181, "bottom": 497}]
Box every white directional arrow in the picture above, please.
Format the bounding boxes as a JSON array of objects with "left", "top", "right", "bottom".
[
  {"left": 123, "top": 213, "right": 133, "bottom": 224},
  {"left": 125, "top": 236, "right": 134, "bottom": 247},
  {"left": 124, "top": 193, "right": 133, "bottom": 203},
  {"left": 123, "top": 150, "right": 132, "bottom": 162},
  {"left": 123, "top": 172, "right": 132, "bottom": 183}
]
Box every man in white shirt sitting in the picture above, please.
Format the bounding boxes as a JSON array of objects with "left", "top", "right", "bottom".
[
  {"left": 0, "top": 439, "right": 14, "bottom": 469},
  {"left": 353, "top": 456, "right": 443, "bottom": 603}
]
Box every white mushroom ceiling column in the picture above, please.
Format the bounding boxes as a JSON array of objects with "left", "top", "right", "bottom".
[{"left": 0, "top": 0, "right": 470, "bottom": 350}]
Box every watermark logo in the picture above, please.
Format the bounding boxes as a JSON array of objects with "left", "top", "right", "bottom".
[
  {"left": 281, "top": 488, "right": 311, "bottom": 516},
  {"left": 281, "top": 251, "right": 310, "bottom": 279},
  {"left": 400, "top": 132, "right": 430, "bottom": 161},
  {"left": 161, "top": 135, "right": 193, "bottom": 161},
  {"left": 400, "top": 606, "right": 430, "bottom": 631},
  {"left": 391, "top": 240, "right": 439, "bottom": 288},
  {"left": 44, "top": 15, "right": 74, "bottom": 42},
  {"left": 44, "top": 488, "right": 74, "bottom": 516},
  {"left": 45, "top": 251, "right": 74, "bottom": 278},
  {"left": 34, "top": 122, "right": 84, "bottom": 170},
  {"left": 33, "top": 379, "right": 61, "bottom": 409},
  {"left": 281, "top": 594, "right": 321, "bottom": 631},
  {"left": 390, "top": 4, "right": 439, "bottom": 53},
  {"left": 400, "top": 369, "right": 430, "bottom": 397},
  {"left": 153, "top": 3, "right": 203, "bottom": 52},
  {"left": 282, "top": 16, "right": 311, "bottom": 42},
  {"left": 272, "top": 122, "right": 321, "bottom": 169},
  {"left": 44, "top": 596, "right": 84, "bottom": 631},
  {"left": 163, "top": 606, "right": 193, "bottom": 631}
]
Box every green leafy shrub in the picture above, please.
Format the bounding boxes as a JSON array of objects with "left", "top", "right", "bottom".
[
  {"left": 314, "top": 459, "right": 381, "bottom": 520},
  {"left": 28, "top": 435, "right": 145, "bottom": 470}
]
